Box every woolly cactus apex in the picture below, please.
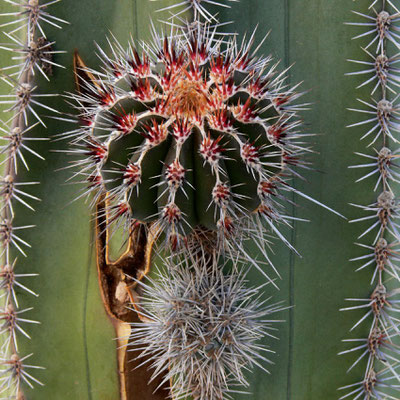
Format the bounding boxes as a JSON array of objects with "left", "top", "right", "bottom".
[{"left": 130, "top": 252, "right": 285, "bottom": 400}]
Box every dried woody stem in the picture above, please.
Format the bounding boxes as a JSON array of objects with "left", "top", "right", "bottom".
[
  {"left": 0, "top": 0, "right": 66, "bottom": 397},
  {"left": 340, "top": 0, "right": 400, "bottom": 399}
]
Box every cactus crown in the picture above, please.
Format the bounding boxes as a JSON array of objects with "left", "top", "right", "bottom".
[{"left": 67, "top": 20, "right": 309, "bottom": 261}]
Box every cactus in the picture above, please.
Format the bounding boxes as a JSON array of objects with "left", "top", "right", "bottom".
[
  {"left": 0, "top": 0, "right": 67, "bottom": 397},
  {"left": 66, "top": 8, "right": 318, "bottom": 276},
  {"left": 339, "top": 1, "right": 400, "bottom": 399},
  {"left": 0, "top": 0, "right": 398, "bottom": 399},
  {"left": 64, "top": 3, "right": 315, "bottom": 398}
]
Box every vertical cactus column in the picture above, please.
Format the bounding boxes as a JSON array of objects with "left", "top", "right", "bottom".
[
  {"left": 0, "top": 0, "right": 125, "bottom": 399},
  {"left": 0, "top": 1, "right": 67, "bottom": 397},
  {"left": 340, "top": 1, "right": 400, "bottom": 399}
]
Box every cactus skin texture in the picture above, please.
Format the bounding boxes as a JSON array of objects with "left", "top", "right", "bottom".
[{"left": 0, "top": 0, "right": 395, "bottom": 399}]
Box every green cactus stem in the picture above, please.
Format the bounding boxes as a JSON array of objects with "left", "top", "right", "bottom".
[
  {"left": 339, "top": 1, "right": 400, "bottom": 399},
  {"left": 0, "top": 0, "right": 68, "bottom": 397}
]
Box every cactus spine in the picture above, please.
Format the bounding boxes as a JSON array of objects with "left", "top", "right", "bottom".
[
  {"left": 340, "top": 1, "right": 400, "bottom": 399},
  {"left": 0, "top": 0, "right": 66, "bottom": 397}
]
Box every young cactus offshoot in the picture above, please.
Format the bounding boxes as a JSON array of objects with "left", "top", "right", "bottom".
[{"left": 130, "top": 252, "right": 285, "bottom": 400}]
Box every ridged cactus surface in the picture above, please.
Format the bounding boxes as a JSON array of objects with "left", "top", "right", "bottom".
[
  {"left": 340, "top": 1, "right": 400, "bottom": 399},
  {"left": 69, "top": 19, "right": 305, "bottom": 254},
  {"left": 0, "top": 0, "right": 398, "bottom": 400}
]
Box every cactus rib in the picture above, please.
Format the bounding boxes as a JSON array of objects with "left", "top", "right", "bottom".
[
  {"left": 0, "top": 0, "right": 66, "bottom": 397},
  {"left": 340, "top": 1, "right": 400, "bottom": 399}
]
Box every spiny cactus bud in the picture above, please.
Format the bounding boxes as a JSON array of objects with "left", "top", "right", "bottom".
[
  {"left": 67, "top": 21, "right": 313, "bottom": 261},
  {"left": 129, "top": 253, "right": 285, "bottom": 400}
]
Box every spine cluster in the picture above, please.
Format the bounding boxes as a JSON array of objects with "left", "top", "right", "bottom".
[
  {"left": 0, "top": 1, "right": 66, "bottom": 397},
  {"left": 340, "top": 1, "right": 400, "bottom": 399}
]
